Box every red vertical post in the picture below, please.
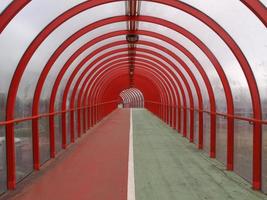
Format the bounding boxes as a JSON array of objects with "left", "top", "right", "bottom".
[
  {"left": 227, "top": 116, "right": 234, "bottom": 170},
  {"left": 253, "top": 121, "right": 262, "bottom": 190},
  {"left": 6, "top": 124, "right": 16, "bottom": 189},
  {"left": 61, "top": 112, "right": 67, "bottom": 149}
]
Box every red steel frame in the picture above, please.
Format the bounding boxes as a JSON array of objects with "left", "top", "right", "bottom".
[
  {"left": 0, "top": 0, "right": 265, "bottom": 191},
  {"left": 0, "top": 0, "right": 30, "bottom": 33},
  {"left": 121, "top": 89, "right": 143, "bottom": 108},
  {"left": 67, "top": 51, "right": 182, "bottom": 130},
  {"left": 88, "top": 67, "right": 172, "bottom": 122}
]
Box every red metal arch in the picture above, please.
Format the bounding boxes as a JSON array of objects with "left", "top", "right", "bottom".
[
  {"left": 23, "top": 16, "right": 230, "bottom": 169},
  {"left": 21, "top": 18, "right": 230, "bottom": 167},
  {"left": 24, "top": 17, "right": 228, "bottom": 175},
  {"left": 63, "top": 46, "right": 196, "bottom": 133},
  {"left": 0, "top": 0, "right": 30, "bottom": 33},
  {"left": 88, "top": 70, "right": 163, "bottom": 125},
  {"left": 97, "top": 70, "right": 165, "bottom": 117},
  {"left": 241, "top": 0, "right": 267, "bottom": 27},
  {"left": 53, "top": 44, "right": 191, "bottom": 132},
  {"left": 65, "top": 51, "right": 186, "bottom": 135},
  {"left": 74, "top": 62, "right": 164, "bottom": 134},
  {"left": 51, "top": 44, "right": 186, "bottom": 143},
  {"left": 86, "top": 65, "right": 176, "bottom": 125},
  {"left": 82, "top": 58, "right": 182, "bottom": 129},
  {"left": 120, "top": 88, "right": 143, "bottom": 108},
  {"left": 100, "top": 72, "right": 163, "bottom": 112},
  {"left": 4, "top": 2, "right": 262, "bottom": 135},
  {"left": 7, "top": 15, "right": 227, "bottom": 183},
  {"left": 81, "top": 68, "right": 165, "bottom": 131},
  {"left": 93, "top": 70, "right": 162, "bottom": 117},
  {"left": 89, "top": 63, "right": 176, "bottom": 127},
  {"left": 154, "top": 1, "right": 262, "bottom": 188},
  {"left": 87, "top": 66, "right": 168, "bottom": 124},
  {"left": 120, "top": 89, "right": 140, "bottom": 108},
  {"left": 2, "top": 0, "right": 263, "bottom": 190},
  {"left": 53, "top": 38, "right": 196, "bottom": 116},
  {"left": 25, "top": 21, "right": 218, "bottom": 146},
  {"left": 132, "top": 88, "right": 145, "bottom": 107}
]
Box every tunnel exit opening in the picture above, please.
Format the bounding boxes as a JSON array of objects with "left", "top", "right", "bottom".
[{"left": 119, "top": 88, "right": 144, "bottom": 108}]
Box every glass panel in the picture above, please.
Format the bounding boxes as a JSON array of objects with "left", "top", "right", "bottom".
[
  {"left": 39, "top": 117, "right": 50, "bottom": 165},
  {"left": 15, "top": 121, "right": 33, "bottom": 183},
  {"left": 0, "top": 126, "right": 6, "bottom": 194},
  {"left": 262, "top": 124, "right": 267, "bottom": 194},
  {"left": 137, "top": 51, "right": 189, "bottom": 110},
  {"left": 216, "top": 115, "right": 227, "bottom": 165},
  {"left": 259, "top": 0, "right": 267, "bottom": 6},
  {"left": 12, "top": 2, "right": 125, "bottom": 118},
  {"left": 137, "top": 44, "right": 197, "bottom": 107},
  {"left": 234, "top": 119, "right": 253, "bottom": 182},
  {"left": 203, "top": 112, "right": 210, "bottom": 154},
  {"left": 0, "top": 0, "right": 13, "bottom": 14},
  {"left": 63, "top": 46, "right": 128, "bottom": 119},
  {"left": 0, "top": 0, "right": 88, "bottom": 118},
  {"left": 65, "top": 35, "right": 126, "bottom": 111},
  {"left": 140, "top": 2, "right": 254, "bottom": 115},
  {"left": 14, "top": 95, "right": 32, "bottom": 119},
  {"left": 139, "top": 35, "right": 209, "bottom": 109},
  {"left": 54, "top": 43, "right": 127, "bottom": 112},
  {"left": 54, "top": 115, "right": 62, "bottom": 154},
  {"left": 138, "top": 22, "right": 223, "bottom": 113},
  {"left": 137, "top": 51, "right": 190, "bottom": 107},
  {"left": 41, "top": 27, "right": 125, "bottom": 113},
  {"left": 0, "top": 92, "right": 6, "bottom": 193},
  {"left": 194, "top": 110, "right": 199, "bottom": 145},
  {"left": 178, "top": 0, "right": 267, "bottom": 119}
]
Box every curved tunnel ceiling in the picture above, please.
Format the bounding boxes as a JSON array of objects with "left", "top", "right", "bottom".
[
  {"left": 0, "top": 0, "right": 266, "bottom": 194},
  {"left": 120, "top": 87, "right": 144, "bottom": 108}
]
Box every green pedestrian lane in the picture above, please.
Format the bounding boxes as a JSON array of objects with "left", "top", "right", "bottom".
[{"left": 132, "top": 109, "right": 267, "bottom": 200}]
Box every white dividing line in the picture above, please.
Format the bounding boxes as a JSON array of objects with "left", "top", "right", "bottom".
[{"left": 127, "top": 108, "right": 136, "bottom": 200}]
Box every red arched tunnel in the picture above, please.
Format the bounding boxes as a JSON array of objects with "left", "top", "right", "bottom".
[{"left": 0, "top": 1, "right": 266, "bottom": 199}]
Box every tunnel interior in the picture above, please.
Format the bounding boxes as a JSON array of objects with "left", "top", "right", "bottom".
[
  {"left": 0, "top": 0, "right": 266, "bottom": 196},
  {"left": 119, "top": 88, "right": 144, "bottom": 108}
]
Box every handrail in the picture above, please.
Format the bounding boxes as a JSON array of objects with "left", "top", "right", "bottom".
[
  {"left": 0, "top": 100, "right": 118, "bottom": 126},
  {"left": 144, "top": 100, "right": 267, "bottom": 125}
]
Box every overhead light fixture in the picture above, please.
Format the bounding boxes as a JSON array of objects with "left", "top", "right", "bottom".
[{"left": 126, "top": 34, "right": 139, "bottom": 43}]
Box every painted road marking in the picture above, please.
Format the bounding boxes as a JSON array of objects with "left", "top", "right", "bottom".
[{"left": 127, "top": 108, "right": 136, "bottom": 200}]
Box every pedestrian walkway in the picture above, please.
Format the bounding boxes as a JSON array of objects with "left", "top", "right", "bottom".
[
  {"left": 133, "top": 109, "right": 267, "bottom": 200},
  {"left": 3, "top": 109, "right": 130, "bottom": 200},
  {"left": 3, "top": 108, "right": 267, "bottom": 200}
]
